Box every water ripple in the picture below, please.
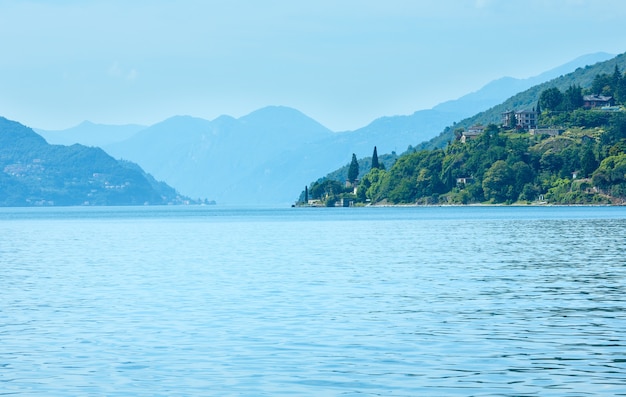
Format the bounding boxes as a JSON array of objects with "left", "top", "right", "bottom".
[{"left": 1, "top": 207, "right": 625, "bottom": 395}]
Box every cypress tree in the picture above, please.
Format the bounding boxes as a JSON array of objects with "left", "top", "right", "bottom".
[
  {"left": 348, "top": 153, "right": 359, "bottom": 184},
  {"left": 371, "top": 146, "right": 380, "bottom": 170},
  {"left": 612, "top": 65, "right": 622, "bottom": 91}
]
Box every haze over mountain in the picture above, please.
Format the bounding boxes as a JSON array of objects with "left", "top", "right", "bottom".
[
  {"left": 35, "top": 121, "right": 146, "bottom": 147},
  {"left": 300, "top": 51, "right": 626, "bottom": 209},
  {"left": 349, "top": 52, "right": 614, "bottom": 155},
  {"left": 0, "top": 117, "right": 190, "bottom": 206},
  {"left": 104, "top": 107, "right": 335, "bottom": 204},
  {"left": 418, "top": 52, "right": 626, "bottom": 151},
  {"left": 36, "top": 52, "right": 615, "bottom": 205}
]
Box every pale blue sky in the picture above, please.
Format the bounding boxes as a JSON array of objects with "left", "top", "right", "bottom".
[{"left": 1, "top": 0, "right": 626, "bottom": 131}]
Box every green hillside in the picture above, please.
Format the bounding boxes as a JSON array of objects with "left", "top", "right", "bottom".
[
  {"left": 418, "top": 52, "right": 626, "bottom": 151},
  {"left": 299, "top": 53, "right": 626, "bottom": 206},
  {"left": 0, "top": 117, "right": 194, "bottom": 206}
]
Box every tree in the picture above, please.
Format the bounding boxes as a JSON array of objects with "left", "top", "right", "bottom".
[
  {"left": 601, "top": 113, "right": 626, "bottom": 147},
  {"left": 539, "top": 87, "right": 563, "bottom": 111},
  {"left": 511, "top": 161, "right": 533, "bottom": 198},
  {"left": 616, "top": 69, "right": 626, "bottom": 105},
  {"left": 592, "top": 73, "right": 613, "bottom": 96},
  {"left": 540, "top": 150, "right": 563, "bottom": 173},
  {"left": 563, "top": 85, "right": 583, "bottom": 111},
  {"left": 371, "top": 146, "right": 380, "bottom": 170},
  {"left": 357, "top": 168, "right": 389, "bottom": 203},
  {"left": 348, "top": 153, "right": 359, "bottom": 184},
  {"left": 592, "top": 153, "right": 626, "bottom": 191},
  {"left": 309, "top": 179, "right": 344, "bottom": 201},
  {"left": 482, "top": 160, "right": 514, "bottom": 203},
  {"left": 612, "top": 65, "right": 622, "bottom": 93},
  {"left": 580, "top": 145, "right": 597, "bottom": 177}
]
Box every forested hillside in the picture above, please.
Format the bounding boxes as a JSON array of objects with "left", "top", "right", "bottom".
[
  {"left": 0, "top": 117, "right": 192, "bottom": 206},
  {"left": 300, "top": 58, "right": 626, "bottom": 206},
  {"left": 418, "top": 52, "right": 626, "bottom": 151}
]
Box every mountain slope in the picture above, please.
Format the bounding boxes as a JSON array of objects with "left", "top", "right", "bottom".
[
  {"left": 106, "top": 53, "right": 609, "bottom": 204},
  {"left": 418, "top": 52, "right": 626, "bottom": 151},
  {"left": 329, "top": 52, "right": 614, "bottom": 158},
  {"left": 433, "top": 52, "right": 614, "bottom": 116},
  {"left": 305, "top": 52, "right": 626, "bottom": 204},
  {"left": 42, "top": 53, "right": 614, "bottom": 205},
  {"left": 0, "top": 117, "right": 189, "bottom": 206},
  {"left": 35, "top": 121, "right": 147, "bottom": 147},
  {"left": 105, "top": 106, "right": 336, "bottom": 203}
]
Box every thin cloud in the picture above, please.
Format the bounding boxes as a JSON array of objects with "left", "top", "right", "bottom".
[
  {"left": 108, "top": 62, "right": 138, "bottom": 82},
  {"left": 126, "top": 69, "right": 138, "bottom": 82}
]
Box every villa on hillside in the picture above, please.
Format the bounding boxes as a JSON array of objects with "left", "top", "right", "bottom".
[
  {"left": 516, "top": 110, "right": 538, "bottom": 129},
  {"left": 460, "top": 125, "right": 484, "bottom": 143},
  {"left": 467, "top": 125, "right": 485, "bottom": 134},
  {"left": 345, "top": 179, "right": 358, "bottom": 194},
  {"left": 502, "top": 109, "right": 537, "bottom": 130},
  {"left": 583, "top": 94, "right": 613, "bottom": 109},
  {"left": 456, "top": 177, "right": 475, "bottom": 186}
]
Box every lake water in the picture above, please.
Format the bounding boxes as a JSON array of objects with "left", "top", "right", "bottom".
[{"left": 1, "top": 206, "right": 625, "bottom": 396}]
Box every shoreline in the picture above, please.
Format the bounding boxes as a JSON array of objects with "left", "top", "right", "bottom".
[
  {"left": 366, "top": 202, "right": 625, "bottom": 208},
  {"left": 295, "top": 201, "right": 625, "bottom": 208}
]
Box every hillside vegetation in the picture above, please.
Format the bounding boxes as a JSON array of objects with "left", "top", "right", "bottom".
[
  {"left": 300, "top": 57, "right": 626, "bottom": 206},
  {"left": 418, "top": 52, "right": 626, "bottom": 151},
  {"left": 0, "top": 117, "right": 192, "bottom": 206}
]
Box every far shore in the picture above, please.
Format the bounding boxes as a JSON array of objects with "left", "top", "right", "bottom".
[{"left": 365, "top": 202, "right": 624, "bottom": 208}]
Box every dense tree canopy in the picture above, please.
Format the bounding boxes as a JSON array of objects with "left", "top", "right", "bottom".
[
  {"left": 539, "top": 87, "right": 564, "bottom": 111},
  {"left": 0, "top": 117, "right": 192, "bottom": 206},
  {"left": 346, "top": 108, "right": 626, "bottom": 205}
]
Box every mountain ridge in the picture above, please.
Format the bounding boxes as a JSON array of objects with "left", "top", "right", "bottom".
[
  {"left": 306, "top": 51, "right": 626, "bottom": 206},
  {"left": 0, "top": 117, "right": 192, "bottom": 206},
  {"left": 418, "top": 52, "right": 626, "bottom": 151},
  {"left": 32, "top": 52, "right": 616, "bottom": 204},
  {"left": 103, "top": 106, "right": 336, "bottom": 203},
  {"left": 35, "top": 121, "right": 146, "bottom": 147}
]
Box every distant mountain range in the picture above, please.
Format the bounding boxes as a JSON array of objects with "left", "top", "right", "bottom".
[
  {"left": 0, "top": 117, "right": 191, "bottom": 206},
  {"left": 104, "top": 107, "right": 336, "bottom": 204},
  {"left": 36, "top": 121, "right": 146, "bottom": 147},
  {"left": 33, "top": 52, "right": 615, "bottom": 205}
]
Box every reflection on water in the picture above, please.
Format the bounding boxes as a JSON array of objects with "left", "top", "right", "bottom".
[{"left": 1, "top": 206, "right": 625, "bottom": 396}]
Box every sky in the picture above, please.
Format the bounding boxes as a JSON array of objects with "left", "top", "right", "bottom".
[{"left": 1, "top": 0, "right": 626, "bottom": 131}]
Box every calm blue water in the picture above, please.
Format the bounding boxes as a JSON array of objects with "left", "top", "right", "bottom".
[{"left": 1, "top": 206, "right": 625, "bottom": 396}]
